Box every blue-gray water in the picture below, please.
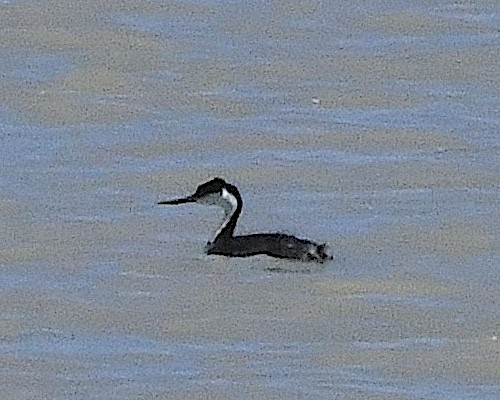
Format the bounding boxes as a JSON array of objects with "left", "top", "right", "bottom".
[{"left": 1, "top": 1, "right": 499, "bottom": 399}]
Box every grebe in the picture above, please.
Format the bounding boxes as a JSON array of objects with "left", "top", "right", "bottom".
[{"left": 158, "top": 178, "right": 333, "bottom": 263}]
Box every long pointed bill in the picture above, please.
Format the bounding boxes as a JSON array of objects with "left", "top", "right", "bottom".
[{"left": 158, "top": 196, "right": 196, "bottom": 205}]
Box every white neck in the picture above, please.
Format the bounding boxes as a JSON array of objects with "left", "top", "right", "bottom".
[
  {"left": 198, "top": 188, "right": 239, "bottom": 241},
  {"left": 213, "top": 188, "right": 238, "bottom": 240}
]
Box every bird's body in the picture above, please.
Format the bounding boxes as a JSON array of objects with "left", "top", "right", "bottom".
[
  {"left": 158, "top": 178, "right": 332, "bottom": 263},
  {"left": 206, "top": 233, "right": 330, "bottom": 262}
]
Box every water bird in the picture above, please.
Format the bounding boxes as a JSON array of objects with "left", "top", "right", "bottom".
[{"left": 158, "top": 178, "right": 333, "bottom": 263}]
